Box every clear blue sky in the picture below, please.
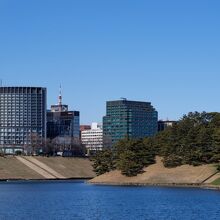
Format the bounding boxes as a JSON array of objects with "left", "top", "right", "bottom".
[{"left": 0, "top": 0, "right": 219, "bottom": 124}]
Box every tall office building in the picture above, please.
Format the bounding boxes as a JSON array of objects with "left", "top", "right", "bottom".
[
  {"left": 0, "top": 87, "right": 47, "bottom": 154},
  {"left": 47, "top": 88, "right": 80, "bottom": 143},
  {"left": 103, "top": 99, "right": 158, "bottom": 147}
]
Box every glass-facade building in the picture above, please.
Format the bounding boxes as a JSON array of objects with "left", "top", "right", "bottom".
[
  {"left": 103, "top": 100, "right": 158, "bottom": 147},
  {"left": 47, "top": 110, "right": 80, "bottom": 141},
  {"left": 47, "top": 98, "right": 80, "bottom": 143},
  {"left": 0, "top": 87, "right": 47, "bottom": 154}
]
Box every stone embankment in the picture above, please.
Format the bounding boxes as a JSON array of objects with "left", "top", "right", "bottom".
[
  {"left": 89, "top": 157, "right": 220, "bottom": 187},
  {"left": 0, "top": 156, "right": 95, "bottom": 180}
]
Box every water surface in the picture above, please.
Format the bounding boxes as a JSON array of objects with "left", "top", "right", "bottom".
[{"left": 0, "top": 180, "right": 220, "bottom": 220}]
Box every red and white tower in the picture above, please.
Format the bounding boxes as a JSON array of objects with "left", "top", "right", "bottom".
[{"left": 58, "top": 84, "right": 62, "bottom": 111}]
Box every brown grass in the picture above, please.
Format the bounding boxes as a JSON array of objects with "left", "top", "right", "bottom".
[
  {"left": 36, "top": 157, "right": 95, "bottom": 178},
  {"left": 90, "top": 157, "right": 217, "bottom": 185},
  {"left": 0, "top": 156, "right": 95, "bottom": 180},
  {"left": 0, "top": 156, "right": 42, "bottom": 180}
]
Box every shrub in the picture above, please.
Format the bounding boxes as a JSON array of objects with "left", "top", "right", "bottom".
[
  {"left": 217, "top": 164, "right": 220, "bottom": 172},
  {"left": 163, "top": 155, "right": 183, "bottom": 168}
]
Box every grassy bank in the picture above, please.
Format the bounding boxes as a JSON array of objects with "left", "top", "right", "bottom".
[
  {"left": 89, "top": 157, "right": 219, "bottom": 188},
  {"left": 0, "top": 156, "right": 95, "bottom": 180}
]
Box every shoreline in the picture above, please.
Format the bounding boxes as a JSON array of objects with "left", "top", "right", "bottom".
[
  {"left": 1, "top": 178, "right": 219, "bottom": 190},
  {"left": 88, "top": 181, "right": 220, "bottom": 190},
  {"left": 0, "top": 177, "right": 93, "bottom": 182}
]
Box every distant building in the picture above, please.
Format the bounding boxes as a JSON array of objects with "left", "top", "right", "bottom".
[
  {"left": 81, "top": 123, "right": 103, "bottom": 155},
  {"left": 103, "top": 99, "right": 158, "bottom": 147},
  {"left": 80, "top": 125, "right": 91, "bottom": 132},
  {"left": 47, "top": 87, "right": 80, "bottom": 143},
  {"left": 80, "top": 125, "right": 91, "bottom": 139},
  {"left": 158, "top": 120, "right": 176, "bottom": 132},
  {"left": 0, "top": 87, "right": 47, "bottom": 154}
]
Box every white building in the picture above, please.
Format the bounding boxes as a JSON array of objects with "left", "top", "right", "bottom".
[{"left": 81, "top": 123, "right": 103, "bottom": 155}]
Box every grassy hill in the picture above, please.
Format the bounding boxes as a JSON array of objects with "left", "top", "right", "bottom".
[{"left": 90, "top": 157, "right": 219, "bottom": 186}]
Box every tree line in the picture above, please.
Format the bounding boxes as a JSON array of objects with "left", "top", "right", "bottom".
[
  {"left": 93, "top": 112, "right": 220, "bottom": 176},
  {"left": 0, "top": 135, "right": 86, "bottom": 157}
]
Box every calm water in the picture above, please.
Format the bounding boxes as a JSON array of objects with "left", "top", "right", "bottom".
[{"left": 0, "top": 180, "right": 220, "bottom": 220}]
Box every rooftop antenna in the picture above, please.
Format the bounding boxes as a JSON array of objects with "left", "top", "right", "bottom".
[
  {"left": 58, "top": 84, "right": 62, "bottom": 106},
  {"left": 0, "top": 79, "right": 2, "bottom": 87},
  {"left": 120, "top": 97, "right": 127, "bottom": 101}
]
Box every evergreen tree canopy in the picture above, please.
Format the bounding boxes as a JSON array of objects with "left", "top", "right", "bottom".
[
  {"left": 92, "top": 112, "right": 220, "bottom": 176},
  {"left": 156, "top": 112, "right": 220, "bottom": 166}
]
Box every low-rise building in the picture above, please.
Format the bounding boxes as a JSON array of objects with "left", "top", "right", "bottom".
[
  {"left": 80, "top": 125, "right": 91, "bottom": 140},
  {"left": 158, "top": 120, "right": 176, "bottom": 132},
  {"left": 81, "top": 123, "right": 103, "bottom": 155}
]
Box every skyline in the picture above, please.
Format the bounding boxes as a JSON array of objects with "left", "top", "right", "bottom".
[{"left": 0, "top": 0, "right": 220, "bottom": 124}]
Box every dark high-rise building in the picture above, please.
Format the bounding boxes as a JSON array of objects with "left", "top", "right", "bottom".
[
  {"left": 103, "top": 99, "right": 158, "bottom": 147},
  {"left": 47, "top": 88, "right": 80, "bottom": 142},
  {"left": 0, "top": 87, "right": 47, "bottom": 154}
]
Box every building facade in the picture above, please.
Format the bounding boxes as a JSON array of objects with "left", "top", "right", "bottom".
[
  {"left": 47, "top": 89, "right": 80, "bottom": 144},
  {"left": 0, "top": 87, "right": 47, "bottom": 154},
  {"left": 80, "top": 125, "right": 91, "bottom": 140},
  {"left": 47, "top": 111, "right": 80, "bottom": 140},
  {"left": 81, "top": 123, "right": 103, "bottom": 155},
  {"left": 158, "top": 120, "right": 176, "bottom": 132},
  {"left": 103, "top": 99, "right": 158, "bottom": 147}
]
